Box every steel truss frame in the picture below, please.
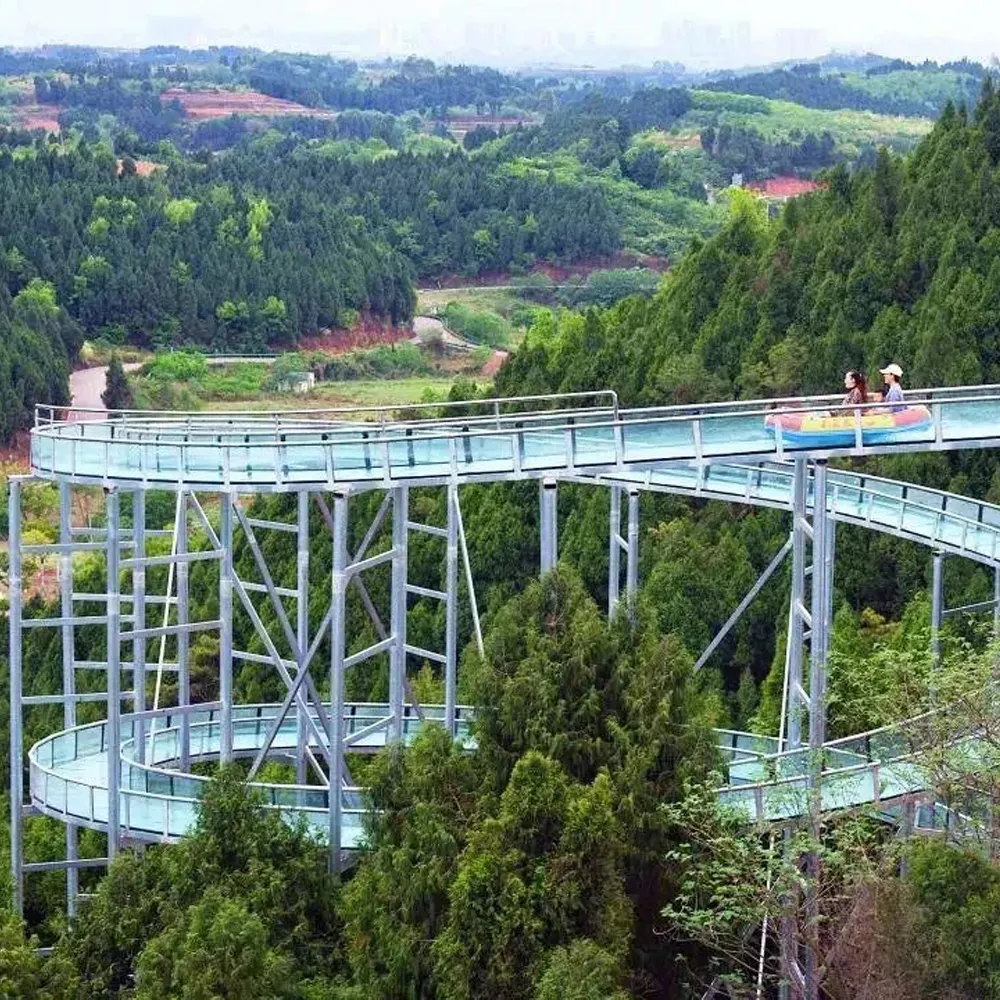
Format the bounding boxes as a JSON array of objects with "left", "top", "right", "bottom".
[
  {"left": 9, "top": 478, "right": 491, "bottom": 906},
  {"left": 929, "top": 549, "right": 1000, "bottom": 665},
  {"left": 14, "top": 456, "right": 996, "bottom": 987}
]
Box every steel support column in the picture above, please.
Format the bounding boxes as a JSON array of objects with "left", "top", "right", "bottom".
[
  {"left": 994, "top": 566, "right": 1000, "bottom": 640},
  {"left": 931, "top": 550, "right": 944, "bottom": 666},
  {"left": 9, "top": 479, "right": 24, "bottom": 915},
  {"left": 786, "top": 458, "right": 809, "bottom": 751},
  {"left": 824, "top": 518, "right": 837, "bottom": 629},
  {"left": 608, "top": 486, "right": 621, "bottom": 614},
  {"left": 781, "top": 458, "right": 834, "bottom": 1000},
  {"left": 540, "top": 478, "right": 557, "bottom": 574},
  {"left": 802, "top": 462, "right": 830, "bottom": 1000},
  {"left": 808, "top": 461, "right": 830, "bottom": 754},
  {"left": 329, "top": 492, "right": 349, "bottom": 873},
  {"left": 990, "top": 566, "right": 1000, "bottom": 641},
  {"left": 106, "top": 489, "right": 121, "bottom": 861},
  {"left": 445, "top": 485, "right": 459, "bottom": 736},
  {"left": 219, "top": 494, "right": 234, "bottom": 763},
  {"left": 132, "top": 491, "right": 146, "bottom": 770},
  {"left": 626, "top": 489, "right": 639, "bottom": 602},
  {"left": 296, "top": 490, "right": 310, "bottom": 784},
  {"left": 390, "top": 486, "right": 408, "bottom": 742},
  {"left": 59, "top": 481, "right": 79, "bottom": 914},
  {"left": 177, "top": 492, "right": 190, "bottom": 770}
]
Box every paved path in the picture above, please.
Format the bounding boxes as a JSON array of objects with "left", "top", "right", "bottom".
[
  {"left": 69, "top": 357, "right": 278, "bottom": 420},
  {"left": 69, "top": 363, "right": 142, "bottom": 420},
  {"left": 412, "top": 315, "right": 476, "bottom": 351}
]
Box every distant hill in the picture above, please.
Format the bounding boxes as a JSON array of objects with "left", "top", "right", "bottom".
[
  {"left": 704, "top": 58, "right": 988, "bottom": 119},
  {"left": 498, "top": 84, "right": 1000, "bottom": 408}
]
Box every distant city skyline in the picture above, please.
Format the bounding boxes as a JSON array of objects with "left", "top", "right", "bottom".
[{"left": 2, "top": 0, "right": 998, "bottom": 71}]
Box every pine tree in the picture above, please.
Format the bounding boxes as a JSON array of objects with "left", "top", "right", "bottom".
[{"left": 102, "top": 353, "right": 134, "bottom": 411}]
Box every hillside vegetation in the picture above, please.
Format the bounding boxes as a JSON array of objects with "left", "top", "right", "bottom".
[
  {"left": 4, "top": 73, "right": 1000, "bottom": 1000},
  {"left": 498, "top": 85, "right": 1000, "bottom": 404}
]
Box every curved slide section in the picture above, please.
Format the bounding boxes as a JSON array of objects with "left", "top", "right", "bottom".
[
  {"left": 24, "top": 386, "right": 1000, "bottom": 847},
  {"left": 30, "top": 704, "right": 474, "bottom": 845},
  {"left": 29, "top": 702, "right": 933, "bottom": 841},
  {"left": 583, "top": 461, "right": 1000, "bottom": 567},
  {"left": 30, "top": 385, "right": 1000, "bottom": 491},
  {"left": 27, "top": 461, "right": 998, "bottom": 840}
]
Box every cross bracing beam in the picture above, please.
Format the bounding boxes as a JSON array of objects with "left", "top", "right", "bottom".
[
  {"left": 242, "top": 488, "right": 403, "bottom": 778},
  {"left": 694, "top": 535, "right": 793, "bottom": 672},
  {"left": 188, "top": 493, "right": 331, "bottom": 766}
]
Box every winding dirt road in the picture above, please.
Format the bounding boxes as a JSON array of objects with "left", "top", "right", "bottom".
[{"left": 68, "top": 363, "right": 143, "bottom": 420}]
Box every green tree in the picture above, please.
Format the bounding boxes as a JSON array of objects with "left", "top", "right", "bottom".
[
  {"left": 102, "top": 353, "right": 134, "bottom": 410},
  {"left": 0, "top": 912, "right": 78, "bottom": 999},
  {"left": 135, "top": 892, "right": 294, "bottom": 1000},
  {"left": 533, "top": 940, "right": 630, "bottom": 1000}
]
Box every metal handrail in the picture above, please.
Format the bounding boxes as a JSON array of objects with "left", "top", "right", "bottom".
[
  {"left": 587, "top": 462, "right": 1000, "bottom": 560},
  {"left": 39, "top": 379, "right": 999, "bottom": 427},
  {"left": 32, "top": 391, "right": 1000, "bottom": 451},
  {"left": 35, "top": 388, "right": 620, "bottom": 426}
]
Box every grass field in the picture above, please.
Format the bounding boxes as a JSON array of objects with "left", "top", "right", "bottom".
[
  {"left": 416, "top": 286, "right": 521, "bottom": 315},
  {"left": 202, "top": 376, "right": 487, "bottom": 412},
  {"left": 683, "top": 91, "right": 933, "bottom": 150}
]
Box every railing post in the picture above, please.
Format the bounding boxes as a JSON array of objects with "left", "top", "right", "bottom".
[
  {"left": 540, "top": 478, "right": 558, "bottom": 574},
  {"left": 329, "top": 491, "right": 349, "bottom": 874},
  {"left": 219, "top": 493, "right": 234, "bottom": 763},
  {"left": 390, "top": 486, "right": 408, "bottom": 743},
  {"left": 106, "top": 489, "right": 121, "bottom": 861},
  {"left": 9, "top": 479, "right": 24, "bottom": 915},
  {"left": 59, "top": 481, "right": 79, "bottom": 915},
  {"left": 445, "top": 485, "right": 459, "bottom": 736}
]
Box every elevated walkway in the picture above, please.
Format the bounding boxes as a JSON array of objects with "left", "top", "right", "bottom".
[
  {"left": 25, "top": 458, "right": 1000, "bottom": 840},
  {"left": 14, "top": 386, "right": 1000, "bottom": 926},
  {"left": 30, "top": 385, "right": 1000, "bottom": 491}
]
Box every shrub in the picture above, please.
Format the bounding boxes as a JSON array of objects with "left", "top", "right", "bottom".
[{"left": 442, "top": 303, "right": 511, "bottom": 347}]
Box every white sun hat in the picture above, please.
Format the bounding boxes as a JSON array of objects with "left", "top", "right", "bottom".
[{"left": 879, "top": 363, "right": 903, "bottom": 378}]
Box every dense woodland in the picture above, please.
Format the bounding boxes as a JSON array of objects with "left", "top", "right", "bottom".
[
  {"left": 499, "top": 85, "right": 1000, "bottom": 400},
  {"left": 706, "top": 58, "right": 987, "bottom": 118},
  {"left": 4, "top": 59, "right": 1000, "bottom": 1000}
]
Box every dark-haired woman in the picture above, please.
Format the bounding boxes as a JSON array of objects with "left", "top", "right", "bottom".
[{"left": 843, "top": 370, "right": 868, "bottom": 407}]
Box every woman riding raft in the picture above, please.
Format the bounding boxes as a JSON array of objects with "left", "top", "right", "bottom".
[{"left": 764, "top": 363, "right": 930, "bottom": 447}]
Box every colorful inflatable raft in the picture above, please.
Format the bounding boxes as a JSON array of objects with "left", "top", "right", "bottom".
[{"left": 765, "top": 404, "right": 933, "bottom": 448}]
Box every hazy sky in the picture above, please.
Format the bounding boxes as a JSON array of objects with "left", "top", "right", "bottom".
[{"left": 2, "top": 0, "right": 998, "bottom": 70}]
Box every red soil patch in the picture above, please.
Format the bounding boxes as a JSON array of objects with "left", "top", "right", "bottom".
[
  {"left": 162, "top": 88, "right": 337, "bottom": 122},
  {"left": 298, "top": 320, "right": 411, "bottom": 353},
  {"left": 445, "top": 113, "right": 539, "bottom": 139},
  {"left": 480, "top": 350, "right": 509, "bottom": 378},
  {"left": 749, "top": 176, "right": 824, "bottom": 200},
  {"left": 427, "top": 254, "right": 671, "bottom": 289},
  {"left": 15, "top": 105, "right": 61, "bottom": 133},
  {"left": 117, "top": 159, "right": 165, "bottom": 178}
]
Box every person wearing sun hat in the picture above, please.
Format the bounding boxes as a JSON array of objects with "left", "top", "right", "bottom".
[{"left": 878, "top": 363, "right": 905, "bottom": 412}]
